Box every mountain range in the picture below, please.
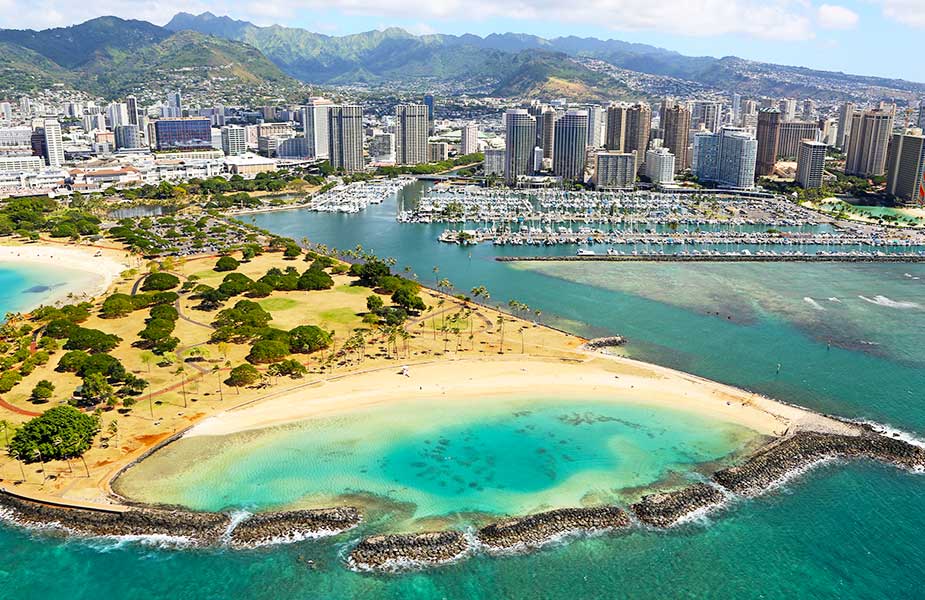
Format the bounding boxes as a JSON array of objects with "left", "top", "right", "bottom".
[{"left": 1, "top": 12, "right": 923, "bottom": 103}]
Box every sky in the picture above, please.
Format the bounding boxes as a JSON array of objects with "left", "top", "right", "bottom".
[{"left": 0, "top": 0, "right": 923, "bottom": 82}]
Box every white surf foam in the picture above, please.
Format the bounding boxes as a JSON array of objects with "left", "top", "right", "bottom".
[
  {"left": 803, "top": 297, "right": 825, "bottom": 311},
  {"left": 858, "top": 295, "right": 922, "bottom": 309}
]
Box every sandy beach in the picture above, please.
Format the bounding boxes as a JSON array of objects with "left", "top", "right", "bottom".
[
  {"left": 0, "top": 242, "right": 131, "bottom": 304},
  {"left": 186, "top": 354, "right": 854, "bottom": 440}
]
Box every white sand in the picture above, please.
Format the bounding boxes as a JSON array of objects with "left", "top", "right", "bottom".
[
  {"left": 0, "top": 243, "right": 130, "bottom": 305},
  {"left": 187, "top": 356, "right": 857, "bottom": 440}
]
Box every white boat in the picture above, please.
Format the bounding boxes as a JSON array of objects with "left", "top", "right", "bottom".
[{"left": 577, "top": 249, "right": 597, "bottom": 256}]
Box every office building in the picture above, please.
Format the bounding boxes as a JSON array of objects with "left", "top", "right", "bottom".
[
  {"left": 42, "top": 119, "right": 64, "bottom": 167},
  {"left": 645, "top": 147, "right": 675, "bottom": 185},
  {"left": 836, "top": 102, "right": 855, "bottom": 149},
  {"left": 428, "top": 142, "right": 449, "bottom": 163},
  {"left": 690, "top": 100, "right": 723, "bottom": 133},
  {"left": 605, "top": 103, "right": 627, "bottom": 151},
  {"left": 585, "top": 105, "right": 604, "bottom": 148},
  {"left": 503, "top": 109, "right": 537, "bottom": 185},
  {"left": 423, "top": 94, "right": 435, "bottom": 122},
  {"left": 0, "top": 156, "right": 44, "bottom": 172},
  {"left": 114, "top": 124, "right": 141, "bottom": 150},
  {"left": 461, "top": 123, "right": 479, "bottom": 155},
  {"left": 395, "top": 104, "right": 429, "bottom": 165},
  {"left": 802, "top": 100, "right": 816, "bottom": 121},
  {"left": 777, "top": 121, "right": 820, "bottom": 159},
  {"left": 221, "top": 125, "right": 247, "bottom": 156},
  {"left": 369, "top": 133, "right": 395, "bottom": 163},
  {"left": 277, "top": 137, "right": 308, "bottom": 159},
  {"left": 624, "top": 103, "right": 652, "bottom": 172},
  {"left": 541, "top": 107, "right": 557, "bottom": 159},
  {"left": 552, "top": 109, "right": 589, "bottom": 182},
  {"left": 154, "top": 118, "right": 212, "bottom": 151},
  {"left": 795, "top": 140, "right": 828, "bottom": 189},
  {"left": 328, "top": 105, "right": 364, "bottom": 173},
  {"left": 779, "top": 98, "right": 797, "bottom": 122},
  {"left": 484, "top": 148, "right": 506, "bottom": 177},
  {"left": 126, "top": 95, "right": 139, "bottom": 126},
  {"left": 756, "top": 108, "right": 782, "bottom": 176},
  {"left": 845, "top": 108, "right": 894, "bottom": 177},
  {"left": 661, "top": 101, "right": 691, "bottom": 172},
  {"left": 594, "top": 152, "right": 636, "bottom": 189},
  {"left": 301, "top": 97, "right": 333, "bottom": 160},
  {"left": 885, "top": 132, "right": 925, "bottom": 203}
]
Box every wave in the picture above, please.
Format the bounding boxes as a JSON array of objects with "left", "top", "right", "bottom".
[
  {"left": 803, "top": 297, "right": 825, "bottom": 311},
  {"left": 827, "top": 297, "right": 842, "bottom": 303},
  {"left": 858, "top": 295, "right": 922, "bottom": 310}
]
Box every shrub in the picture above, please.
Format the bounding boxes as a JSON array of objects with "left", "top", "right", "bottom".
[
  {"left": 30, "top": 380, "right": 54, "bottom": 403},
  {"left": 366, "top": 294, "right": 384, "bottom": 312},
  {"left": 391, "top": 287, "right": 426, "bottom": 313},
  {"left": 246, "top": 282, "right": 273, "bottom": 298},
  {"left": 57, "top": 350, "right": 90, "bottom": 372},
  {"left": 77, "top": 353, "right": 127, "bottom": 382},
  {"left": 149, "top": 304, "right": 179, "bottom": 321},
  {"left": 141, "top": 272, "right": 181, "bottom": 292},
  {"left": 214, "top": 256, "right": 240, "bottom": 272},
  {"left": 9, "top": 406, "right": 100, "bottom": 462},
  {"left": 218, "top": 273, "right": 254, "bottom": 297},
  {"left": 267, "top": 359, "right": 306, "bottom": 379},
  {"left": 0, "top": 370, "right": 22, "bottom": 393},
  {"left": 44, "top": 319, "right": 77, "bottom": 339}
]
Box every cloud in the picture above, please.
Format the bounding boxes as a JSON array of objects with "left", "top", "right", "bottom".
[
  {"left": 873, "top": 0, "right": 925, "bottom": 28},
  {"left": 0, "top": 0, "right": 819, "bottom": 40},
  {"left": 817, "top": 4, "right": 859, "bottom": 29}
]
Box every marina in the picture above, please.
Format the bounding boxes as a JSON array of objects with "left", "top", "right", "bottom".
[{"left": 308, "top": 177, "right": 415, "bottom": 213}]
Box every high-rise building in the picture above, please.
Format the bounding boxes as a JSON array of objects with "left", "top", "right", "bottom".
[
  {"left": 919, "top": 99, "right": 925, "bottom": 129},
  {"left": 594, "top": 152, "right": 636, "bottom": 189},
  {"left": 645, "top": 147, "right": 675, "bottom": 185},
  {"left": 795, "top": 140, "right": 828, "bottom": 189},
  {"left": 0, "top": 102, "right": 12, "bottom": 122},
  {"left": 692, "top": 127, "right": 757, "bottom": 190},
  {"left": 461, "top": 123, "right": 479, "bottom": 155},
  {"left": 42, "top": 119, "right": 64, "bottom": 167},
  {"left": 885, "top": 132, "right": 925, "bottom": 204},
  {"left": 624, "top": 103, "right": 652, "bottom": 172},
  {"left": 661, "top": 102, "right": 691, "bottom": 172},
  {"left": 113, "top": 124, "right": 141, "bottom": 150},
  {"left": 689, "top": 101, "right": 723, "bottom": 133},
  {"left": 484, "top": 148, "right": 506, "bottom": 177},
  {"left": 164, "top": 91, "right": 182, "bottom": 118},
  {"left": 106, "top": 102, "right": 129, "bottom": 128},
  {"left": 153, "top": 118, "right": 212, "bottom": 151},
  {"left": 423, "top": 94, "right": 435, "bottom": 122},
  {"left": 732, "top": 94, "right": 742, "bottom": 125},
  {"left": 845, "top": 108, "right": 894, "bottom": 177},
  {"left": 605, "top": 103, "right": 627, "bottom": 151},
  {"left": 756, "top": 108, "right": 782, "bottom": 177},
  {"left": 503, "top": 109, "right": 537, "bottom": 185},
  {"left": 428, "top": 142, "right": 449, "bottom": 163},
  {"left": 836, "top": 102, "right": 855, "bottom": 149},
  {"left": 395, "top": 104, "right": 429, "bottom": 165},
  {"left": 221, "top": 125, "right": 247, "bottom": 156},
  {"left": 126, "top": 95, "right": 139, "bottom": 126},
  {"left": 802, "top": 100, "right": 816, "bottom": 121},
  {"left": 301, "top": 97, "right": 333, "bottom": 160},
  {"left": 777, "top": 121, "right": 821, "bottom": 159},
  {"left": 552, "top": 109, "right": 589, "bottom": 182},
  {"left": 328, "top": 105, "right": 364, "bottom": 173},
  {"left": 541, "top": 107, "right": 557, "bottom": 159},
  {"left": 779, "top": 98, "right": 797, "bottom": 122},
  {"left": 585, "top": 105, "right": 604, "bottom": 148}
]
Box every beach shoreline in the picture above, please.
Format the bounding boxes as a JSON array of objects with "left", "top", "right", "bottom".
[{"left": 0, "top": 241, "right": 131, "bottom": 306}]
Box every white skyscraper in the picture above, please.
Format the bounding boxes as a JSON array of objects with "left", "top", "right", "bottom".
[
  {"left": 504, "top": 109, "right": 537, "bottom": 185},
  {"left": 692, "top": 126, "right": 757, "bottom": 189},
  {"left": 221, "top": 125, "right": 247, "bottom": 156},
  {"left": 732, "top": 94, "right": 742, "bottom": 126},
  {"left": 106, "top": 102, "right": 130, "bottom": 128},
  {"left": 645, "top": 147, "right": 676, "bottom": 185},
  {"left": 301, "top": 97, "right": 333, "bottom": 160},
  {"left": 845, "top": 108, "right": 894, "bottom": 177},
  {"left": 779, "top": 98, "right": 797, "bottom": 122},
  {"left": 689, "top": 100, "right": 724, "bottom": 133},
  {"left": 585, "top": 105, "right": 605, "bottom": 148},
  {"left": 0, "top": 102, "right": 13, "bottom": 122},
  {"left": 42, "top": 119, "right": 64, "bottom": 167},
  {"left": 328, "top": 105, "right": 364, "bottom": 173},
  {"left": 395, "top": 104, "right": 429, "bottom": 166},
  {"left": 461, "top": 123, "right": 479, "bottom": 156},
  {"left": 836, "top": 102, "right": 855, "bottom": 149},
  {"left": 484, "top": 148, "right": 506, "bottom": 177}
]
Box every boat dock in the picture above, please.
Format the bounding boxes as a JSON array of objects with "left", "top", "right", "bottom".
[{"left": 496, "top": 254, "right": 925, "bottom": 263}]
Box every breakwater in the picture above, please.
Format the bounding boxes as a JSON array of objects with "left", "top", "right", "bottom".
[
  {"left": 477, "top": 506, "right": 630, "bottom": 551},
  {"left": 631, "top": 483, "right": 727, "bottom": 528},
  {"left": 348, "top": 531, "right": 471, "bottom": 571},
  {"left": 497, "top": 254, "right": 925, "bottom": 263},
  {"left": 0, "top": 490, "right": 360, "bottom": 546},
  {"left": 712, "top": 430, "right": 925, "bottom": 496}
]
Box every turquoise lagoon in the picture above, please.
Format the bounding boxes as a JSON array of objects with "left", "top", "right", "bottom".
[
  {"left": 0, "top": 261, "right": 103, "bottom": 314},
  {"left": 2, "top": 191, "right": 925, "bottom": 599}
]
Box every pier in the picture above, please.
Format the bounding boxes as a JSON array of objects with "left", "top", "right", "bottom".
[{"left": 496, "top": 254, "right": 925, "bottom": 263}]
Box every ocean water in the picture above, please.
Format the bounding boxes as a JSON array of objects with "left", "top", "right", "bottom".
[
  {"left": 0, "top": 261, "right": 102, "bottom": 314},
  {"left": 114, "top": 397, "right": 755, "bottom": 521},
  {"left": 2, "top": 194, "right": 925, "bottom": 598}
]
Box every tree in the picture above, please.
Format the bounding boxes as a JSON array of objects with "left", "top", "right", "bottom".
[
  {"left": 246, "top": 339, "right": 290, "bottom": 364},
  {"left": 30, "top": 380, "right": 54, "bottom": 403},
  {"left": 100, "top": 293, "right": 136, "bottom": 318},
  {"left": 9, "top": 406, "right": 100, "bottom": 465},
  {"left": 226, "top": 364, "right": 261, "bottom": 388},
  {"left": 56, "top": 350, "right": 90, "bottom": 373},
  {"left": 289, "top": 325, "right": 332, "bottom": 354},
  {"left": 80, "top": 372, "right": 116, "bottom": 407},
  {"left": 366, "top": 294, "right": 384, "bottom": 313},
  {"left": 392, "top": 287, "right": 426, "bottom": 313},
  {"left": 141, "top": 272, "right": 180, "bottom": 292},
  {"left": 63, "top": 327, "right": 121, "bottom": 353},
  {"left": 267, "top": 359, "right": 306, "bottom": 380},
  {"left": 297, "top": 267, "right": 334, "bottom": 291},
  {"left": 214, "top": 256, "right": 240, "bottom": 272}
]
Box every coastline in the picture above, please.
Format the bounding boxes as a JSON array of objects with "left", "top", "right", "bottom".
[{"left": 0, "top": 242, "right": 131, "bottom": 306}]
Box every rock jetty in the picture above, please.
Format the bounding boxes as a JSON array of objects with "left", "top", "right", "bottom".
[
  {"left": 348, "top": 530, "right": 470, "bottom": 571},
  {"left": 713, "top": 431, "right": 925, "bottom": 496},
  {"left": 228, "top": 507, "right": 361, "bottom": 547},
  {"left": 0, "top": 491, "right": 229, "bottom": 543},
  {"left": 477, "top": 506, "right": 629, "bottom": 551},
  {"left": 582, "top": 336, "right": 627, "bottom": 351},
  {"left": 631, "top": 483, "right": 726, "bottom": 528},
  {"left": 0, "top": 491, "right": 361, "bottom": 546}
]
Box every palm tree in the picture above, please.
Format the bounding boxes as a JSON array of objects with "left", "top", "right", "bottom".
[
  {"left": 1, "top": 420, "right": 26, "bottom": 482},
  {"left": 174, "top": 364, "right": 188, "bottom": 408},
  {"left": 496, "top": 315, "right": 506, "bottom": 353},
  {"left": 432, "top": 265, "right": 440, "bottom": 286},
  {"left": 139, "top": 350, "right": 155, "bottom": 374},
  {"left": 212, "top": 365, "right": 224, "bottom": 402}
]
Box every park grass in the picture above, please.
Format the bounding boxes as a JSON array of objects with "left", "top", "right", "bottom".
[{"left": 256, "top": 297, "right": 300, "bottom": 312}]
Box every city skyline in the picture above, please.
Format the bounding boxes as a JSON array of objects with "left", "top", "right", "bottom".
[{"left": 0, "top": 3, "right": 922, "bottom": 82}]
